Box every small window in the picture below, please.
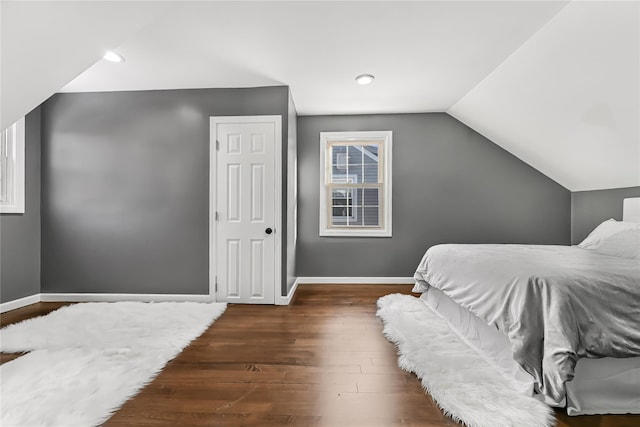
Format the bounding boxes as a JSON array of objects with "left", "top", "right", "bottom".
[
  {"left": 319, "top": 131, "right": 392, "bottom": 237},
  {"left": 0, "top": 117, "right": 25, "bottom": 214}
]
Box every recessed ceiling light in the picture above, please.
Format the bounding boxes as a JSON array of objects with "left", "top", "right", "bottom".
[
  {"left": 103, "top": 51, "right": 125, "bottom": 63},
  {"left": 355, "top": 74, "right": 375, "bottom": 85}
]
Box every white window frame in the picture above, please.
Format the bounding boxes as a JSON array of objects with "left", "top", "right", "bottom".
[
  {"left": 319, "top": 130, "right": 392, "bottom": 237},
  {"left": 0, "top": 117, "right": 25, "bottom": 214}
]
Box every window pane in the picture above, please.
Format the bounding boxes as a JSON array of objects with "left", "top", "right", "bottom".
[
  {"left": 363, "top": 145, "right": 379, "bottom": 183},
  {"left": 354, "top": 188, "right": 363, "bottom": 203},
  {"left": 331, "top": 145, "right": 347, "bottom": 180},
  {"left": 332, "top": 145, "right": 346, "bottom": 158},
  {"left": 342, "top": 167, "right": 362, "bottom": 184},
  {"left": 330, "top": 186, "right": 381, "bottom": 227},
  {"left": 332, "top": 188, "right": 352, "bottom": 203},
  {"left": 332, "top": 206, "right": 359, "bottom": 226},
  {"left": 331, "top": 187, "right": 355, "bottom": 225},
  {"left": 363, "top": 206, "right": 380, "bottom": 227},
  {"left": 348, "top": 145, "right": 362, "bottom": 164},
  {"left": 331, "top": 144, "right": 381, "bottom": 185},
  {"left": 332, "top": 206, "right": 352, "bottom": 218},
  {"left": 362, "top": 145, "right": 378, "bottom": 158},
  {"left": 349, "top": 206, "right": 363, "bottom": 226},
  {"left": 363, "top": 188, "right": 379, "bottom": 206},
  {"left": 363, "top": 163, "right": 378, "bottom": 183}
]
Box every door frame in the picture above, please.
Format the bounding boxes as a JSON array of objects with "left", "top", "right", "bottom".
[{"left": 209, "top": 115, "right": 282, "bottom": 303}]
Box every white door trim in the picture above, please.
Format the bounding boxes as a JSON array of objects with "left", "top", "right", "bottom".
[{"left": 209, "top": 115, "right": 282, "bottom": 303}]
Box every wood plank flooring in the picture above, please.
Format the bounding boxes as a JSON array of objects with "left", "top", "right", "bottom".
[
  {"left": 0, "top": 302, "right": 70, "bottom": 364},
  {"left": 1, "top": 285, "right": 638, "bottom": 427}
]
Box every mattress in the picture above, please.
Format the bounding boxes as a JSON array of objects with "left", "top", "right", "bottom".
[{"left": 419, "top": 287, "right": 640, "bottom": 415}]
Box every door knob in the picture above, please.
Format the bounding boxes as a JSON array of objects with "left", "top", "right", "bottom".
[{"left": 265, "top": 228, "right": 273, "bottom": 235}]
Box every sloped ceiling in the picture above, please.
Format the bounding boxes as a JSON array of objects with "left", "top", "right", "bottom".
[
  {"left": 60, "top": 1, "right": 567, "bottom": 116},
  {"left": 0, "top": 1, "right": 168, "bottom": 130},
  {"left": 2, "top": 1, "right": 638, "bottom": 191},
  {"left": 449, "top": 0, "right": 639, "bottom": 191}
]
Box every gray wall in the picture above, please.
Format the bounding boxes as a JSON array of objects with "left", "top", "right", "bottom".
[
  {"left": 3, "top": 93, "right": 633, "bottom": 302},
  {"left": 41, "top": 87, "right": 289, "bottom": 295},
  {"left": 571, "top": 186, "right": 640, "bottom": 244},
  {"left": 296, "top": 113, "right": 571, "bottom": 277},
  {"left": 0, "top": 108, "right": 41, "bottom": 303}
]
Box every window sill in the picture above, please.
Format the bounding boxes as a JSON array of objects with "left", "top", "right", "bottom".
[{"left": 319, "top": 229, "right": 392, "bottom": 238}]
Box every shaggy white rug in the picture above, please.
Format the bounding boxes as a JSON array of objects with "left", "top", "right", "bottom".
[
  {"left": 377, "top": 294, "right": 555, "bottom": 427},
  {"left": 0, "top": 301, "right": 226, "bottom": 427}
]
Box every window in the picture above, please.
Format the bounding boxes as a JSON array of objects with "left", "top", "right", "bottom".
[
  {"left": 0, "top": 117, "right": 25, "bottom": 213},
  {"left": 319, "top": 131, "right": 392, "bottom": 237}
]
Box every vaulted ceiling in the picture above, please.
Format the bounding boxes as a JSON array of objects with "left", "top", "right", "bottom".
[
  {"left": 2, "top": 1, "right": 638, "bottom": 191},
  {"left": 449, "top": 1, "right": 639, "bottom": 192}
]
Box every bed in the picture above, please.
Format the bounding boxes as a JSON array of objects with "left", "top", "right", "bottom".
[{"left": 412, "top": 197, "right": 640, "bottom": 415}]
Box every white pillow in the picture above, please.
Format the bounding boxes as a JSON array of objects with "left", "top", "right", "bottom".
[{"left": 578, "top": 219, "right": 640, "bottom": 259}]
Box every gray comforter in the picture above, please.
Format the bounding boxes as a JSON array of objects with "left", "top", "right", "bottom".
[{"left": 413, "top": 244, "right": 640, "bottom": 405}]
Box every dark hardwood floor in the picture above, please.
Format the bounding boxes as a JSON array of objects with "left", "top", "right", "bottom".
[
  {"left": 0, "top": 301, "right": 70, "bottom": 364},
  {"left": 1, "top": 285, "right": 638, "bottom": 426}
]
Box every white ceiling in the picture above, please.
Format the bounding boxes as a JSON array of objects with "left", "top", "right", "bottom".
[
  {"left": 59, "top": 0, "right": 568, "bottom": 115},
  {"left": 0, "top": 1, "right": 169, "bottom": 131},
  {"left": 450, "top": 0, "right": 640, "bottom": 191},
  {"left": 2, "top": 1, "right": 638, "bottom": 191}
]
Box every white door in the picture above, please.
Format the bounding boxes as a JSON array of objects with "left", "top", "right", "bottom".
[{"left": 211, "top": 116, "right": 281, "bottom": 304}]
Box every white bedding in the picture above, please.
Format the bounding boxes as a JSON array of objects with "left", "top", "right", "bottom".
[
  {"left": 413, "top": 200, "right": 640, "bottom": 415},
  {"left": 419, "top": 287, "right": 640, "bottom": 415},
  {"left": 413, "top": 244, "right": 640, "bottom": 406},
  {"left": 420, "top": 288, "right": 534, "bottom": 396}
]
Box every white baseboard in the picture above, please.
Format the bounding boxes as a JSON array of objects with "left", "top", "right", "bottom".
[
  {"left": 1, "top": 293, "right": 42, "bottom": 313},
  {"left": 296, "top": 277, "right": 415, "bottom": 285},
  {"left": 1, "top": 279, "right": 411, "bottom": 312},
  {"left": 275, "top": 278, "right": 299, "bottom": 306},
  {"left": 40, "top": 293, "right": 214, "bottom": 303}
]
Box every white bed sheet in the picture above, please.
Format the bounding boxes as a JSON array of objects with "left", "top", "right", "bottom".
[
  {"left": 419, "top": 288, "right": 535, "bottom": 396},
  {"left": 419, "top": 287, "right": 640, "bottom": 415}
]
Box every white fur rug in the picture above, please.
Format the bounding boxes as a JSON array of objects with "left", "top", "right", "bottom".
[
  {"left": 377, "top": 294, "right": 554, "bottom": 427},
  {"left": 0, "top": 301, "right": 226, "bottom": 427}
]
